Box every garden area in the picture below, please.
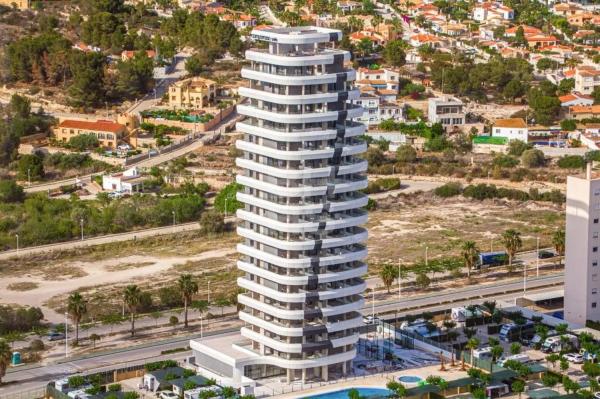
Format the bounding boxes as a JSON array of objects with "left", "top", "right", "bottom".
[{"left": 141, "top": 109, "right": 215, "bottom": 123}]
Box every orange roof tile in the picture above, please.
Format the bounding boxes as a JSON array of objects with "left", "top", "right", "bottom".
[
  {"left": 58, "top": 120, "right": 125, "bottom": 133},
  {"left": 494, "top": 118, "right": 527, "bottom": 128},
  {"left": 570, "top": 105, "right": 600, "bottom": 114}
]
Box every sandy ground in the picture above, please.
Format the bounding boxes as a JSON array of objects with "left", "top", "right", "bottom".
[{"left": 0, "top": 247, "right": 236, "bottom": 322}]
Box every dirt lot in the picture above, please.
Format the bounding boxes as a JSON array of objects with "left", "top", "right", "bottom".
[
  {"left": 367, "top": 193, "right": 564, "bottom": 270},
  {"left": 0, "top": 193, "right": 565, "bottom": 322}
]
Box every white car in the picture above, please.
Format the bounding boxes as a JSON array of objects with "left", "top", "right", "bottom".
[
  {"left": 594, "top": 392, "right": 600, "bottom": 399},
  {"left": 158, "top": 392, "right": 179, "bottom": 399},
  {"left": 565, "top": 353, "right": 584, "bottom": 364},
  {"left": 363, "top": 315, "right": 380, "bottom": 325}
]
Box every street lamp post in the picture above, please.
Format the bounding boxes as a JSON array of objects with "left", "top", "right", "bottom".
[
  {"left": 425, "top": 246, "right": 429, "bottom": 266},
  {"left": 80, "top": 218, "right": 84, "bottom": 241},
  {"left": 536, "top": 237, "right": 540, "bottom": 277},
  {"left": 398, "top": 259, "right": 402, "bottom": 302},
  {"left": 172, "top": 210, "right": 176, "bottom": 226},
  {"left": 15, "top": 234, "right": 19, "bottom": 255},
  {"left": 65, "top": 311, "right": 68, "bottom": 358},
  {"left": 207, "top": 280, "right": 211, "bottom": 303}
]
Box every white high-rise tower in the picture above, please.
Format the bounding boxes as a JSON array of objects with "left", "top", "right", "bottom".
[{"left": 234, "top": 26, "right": 368, "bottom": 382}]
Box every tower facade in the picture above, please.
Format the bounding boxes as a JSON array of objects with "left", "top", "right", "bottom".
[
  {"left": 565, "top": 165, "right": 600, "bottom": 325},
  {"left": 235, "top": 27, "right": 368, "bottom": 382}
]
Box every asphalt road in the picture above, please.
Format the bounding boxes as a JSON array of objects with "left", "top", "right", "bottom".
[
  {"left": 0, "top": 218, "right": 236, "bottom": 261},
  {"left": 1, "top": 274, "right": 563, "bottom": 396}
]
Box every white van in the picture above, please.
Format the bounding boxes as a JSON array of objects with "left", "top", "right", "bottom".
[
  {"left": 542, "top": 334, "right": 579, "bottom": 353},
  {"left": 473, "top": 347, "right": 493, "bottom": 360},
  {"left": 498, "top": 354, "right": 530, "bottom": 367},
  {"left": 451, "top": 307, "right": 481, "bottom": 322}
]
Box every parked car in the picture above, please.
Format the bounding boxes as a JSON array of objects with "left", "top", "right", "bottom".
[
  {"left": 594, "top": 392, "right": 600, "bottom": 399},
  {"left": 498, "top": 354, "right": 530, "bottom": 367},
  {"left": 159, "top": 392, "right": 179, "bottom": 399},
  {"left": 48, "top": 332, "right": 65, "bottom": 341},
  {"left": 565, "top": 353, "right": 584, "bottom": 364},
  {"left": 363, "top": 315, "right": 380, "bottom": 325},
  {"left": 148, "top": 149, "right": 159, "bottom": 156},
  {"left": 538, "top": 250, "right": 555, "bottom": 259}
]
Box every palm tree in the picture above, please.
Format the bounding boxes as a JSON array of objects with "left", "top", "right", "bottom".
[
  {"left": 466, "top": 337, "right": 480, "bottom": 367},
  {"left": 379, "top": 263, "right": 397, "bottom": 293},
  {"left": 67, "top": 292, "right": 87, "bottom": 346},
  {"left": 178, "top": 274, "right": 199, "bottom": 328},
  {"left": 123, "top": 285, "right": 142, "bottom": 337},
  {"left": 490, "top": 345, "right": 504, "bottom": 373},
  {"left": 553, "top": 229, "right": 565, "bottom": 267},
  {"left": 192, "top": 299, "right": 209, "bottom": 318},
  {"left": 387, "top": 381, "right": 407, "bottom": 398},
  {"left": 214, "top": 296, "right": 230, "bottom": 316},
  {"left": 461, "top": 240, "right": 479, "bottom": 279},
  {"left": 501, "top": 229, "right": 522, "bottom": 272},
  {"left": 0, "top": 339, "right": 11, "bottom": 384},
  {"left": 89, "top": 333, "right": 101, "bottom": 349}
]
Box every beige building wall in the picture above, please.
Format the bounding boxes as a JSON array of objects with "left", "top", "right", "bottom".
[
  {"left": 564, "top": 171, "right": 600, "bottom": 325},
  {"left": 0, "top": 0, "right": 29, "bottom": 9}
]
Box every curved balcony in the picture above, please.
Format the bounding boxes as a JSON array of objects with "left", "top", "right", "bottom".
[
  {"left": 244, "top": 50, "right": 352, "bottom": 68},
  {"left": 237, "top": 243, "right": 368, "bottom": 269},
  {"left": 236, "top": 139, "right": 367, "bottom": 161},
  {"left": 237, "top": 104, "right": 363, "bottom": 125},
  {"left": 238, "top": 293, "right": 364, "bottom": 320},
  {"left": 236, "top": 175, "right": 367, "bottom": 199},
  {"left": 236, "top": 158, "right": 367, "bottom": 180},
  {"left": 236, "top": 192, "right": 369, "bottom": 216},
  {"left": 237, "top": 226, "right": 368, "bottom": 251},
  {"left": 237, "top": 260, "right": 368, "bottom": 286},
  {"left": 238, "top": 278, "right": 366, "bottom": 305},
  {"left": 239, "top": 310, "right": 364, "bottom": 338},
  {"left": 239, "top": 87, "right": 360, "bottom": 105},
  {"left": 237, "top": 120, "right": 365, "bottom": 142},
  {"left": 236, "top": 209, "right": 368, "bottom": 234}
]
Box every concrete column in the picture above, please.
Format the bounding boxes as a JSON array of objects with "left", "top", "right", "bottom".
[
  {"left": 322, "top": 365, "right": 329, "bottom": 381},
  {"left": 287, "top": 368, "right": 293, "bottom": 383},
  {"left": 342, "top": 361, "right": 347, "bottom": 376},
  {"left": 301, "top": 368, "right": 307, "bottom": 382}
]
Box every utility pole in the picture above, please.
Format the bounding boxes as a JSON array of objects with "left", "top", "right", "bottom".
[
  {"left": 536, "top": 237, "right": 540, "bottom": 277},
  {"left": 398, "top": 260, "right": 402, "bottom": 303},
  {"left": 65, "top": 311, "right": 68, "bottom": 358}
]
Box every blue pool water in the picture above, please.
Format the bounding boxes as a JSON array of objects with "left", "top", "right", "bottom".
[
  {"left": 398, "top": 375, "right": 423, "bottom": 383},
  {"left": 302, "top": 387, "right": 391, "bottom": 399}
]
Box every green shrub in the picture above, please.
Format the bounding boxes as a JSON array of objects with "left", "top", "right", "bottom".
[
  {"left": 493, "top": 155, "right": 518, "bottom": 168},
  {"left": 521, "top": 149, "right": 545, "bottom": 168},
  {"left": 396, "top": 144, "right": 417, "bottom": 163},
  {"left": 434, "top": 182, "right": 462, "bottom": 198},
  {"left": 463, "top": 184, "right": 498, "bottom": 200},
  {"left": 365, "top": 198, "right": 377, "bottom": 210},
  {"left": 68, "top": 134, "right": 99, "bottom": 151},
  {"left": 557, "top": 155, "right": 585, "bottom": 169},
  {"left": 108, "top": 384, "right": 121, "bottom": 392},
  {"left": 68, "top": 376, "right": 86, "bottom": 388},
  {"left": 214, "top": 182, "right": 243, "bottom": 214}
]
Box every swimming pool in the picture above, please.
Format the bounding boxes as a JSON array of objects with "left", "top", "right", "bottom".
[
  {"left": 301, "top": 387, "right": 391, "bottom": 399},
  {"left": 398, "top": 375, "right": 423, "bottom": 383}
]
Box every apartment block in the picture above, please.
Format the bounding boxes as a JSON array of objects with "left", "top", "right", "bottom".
[
  {"left": 190, "top": 27, "right": 367, "bottom": 386},
  {"left": 575, "top": 67, "right": 600, "bottom": 95},
  {"left": 565, "top": 166, "right": 600, "bottom": 325}
]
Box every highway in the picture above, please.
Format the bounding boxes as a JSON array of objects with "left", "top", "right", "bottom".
[{"left": 0, "top": 274, "right": 564, "bottom": 397}]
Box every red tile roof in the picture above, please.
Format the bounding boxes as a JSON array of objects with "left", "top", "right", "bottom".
[{"left": 58, "top": 120, "right": 125, "bottom": 133}]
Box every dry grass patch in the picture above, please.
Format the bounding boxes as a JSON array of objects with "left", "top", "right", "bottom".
[
  {"left": 104, "top": 262, "right": 155, "bottom": 272},
  {"left": 6, "top": 281, "right": 39, "bottom": 291}
]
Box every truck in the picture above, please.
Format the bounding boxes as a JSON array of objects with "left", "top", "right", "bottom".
[
  {"left": 476, "top": 251, "right": 509, "bottom": 269},
  {"left": 542, "top": 334, "right": 579, "bottom": 353},
  {"left": 499, "top": 322, "right": 536, "bottom": 343}
]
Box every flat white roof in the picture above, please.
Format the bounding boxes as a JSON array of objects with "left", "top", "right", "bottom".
[
  {"left": 190, "top": 331, "right": 257, "bottom": 364},
  {"left": 251, "top": 26, "right": 342, "bottom": 44},
  {"left": 523, "top": 289, "right": 564, "bottom": 302}
]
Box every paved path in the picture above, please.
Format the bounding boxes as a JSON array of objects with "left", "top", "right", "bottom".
[{"left": 0, "top": 218, "right": 234, "bottom": 260}]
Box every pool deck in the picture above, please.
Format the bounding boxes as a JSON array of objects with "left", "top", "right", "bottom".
[{"left": 276, "top": 364, "right": 471, "bottom": 399}]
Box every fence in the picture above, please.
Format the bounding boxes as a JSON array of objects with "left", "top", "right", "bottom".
[
  {"left": 125, "top": 132, "right": 204, "bottom": 165},
  {"left": 380, "top": 321, "right": 455, "bottom": 360}
]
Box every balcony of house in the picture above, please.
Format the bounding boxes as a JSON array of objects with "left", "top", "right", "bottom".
[
  {"left": 235, "top": 140, "right": 366, "bottom": 161},
  {"left": 236, "top": 208, "right": 368, "bottom": 233},
  {"left": 237, "top": 103, "right": 363, "bottom": 124}
]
